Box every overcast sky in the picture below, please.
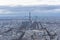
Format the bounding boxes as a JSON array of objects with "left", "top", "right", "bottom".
[
  {"left": 0, "top": 0, "right": 60, "bottom": 6},
  {"left": 0, "top": 0, "right": 60, "bottom": 16}
]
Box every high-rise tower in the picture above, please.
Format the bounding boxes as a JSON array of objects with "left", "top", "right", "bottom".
[{"left": 29, "top": 12, "right": 32, "bottom": 23}]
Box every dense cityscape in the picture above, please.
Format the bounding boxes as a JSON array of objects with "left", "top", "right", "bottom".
[
  {"left": 0, "top": 13, "right": 60, "bottom": 40},
  {"left": 0, "top": 0, "right": 60, "bottom": 40}
]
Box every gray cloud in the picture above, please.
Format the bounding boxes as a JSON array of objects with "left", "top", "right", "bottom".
[{"left": 0, "top": 5, "right": 60, "bottom": 16}]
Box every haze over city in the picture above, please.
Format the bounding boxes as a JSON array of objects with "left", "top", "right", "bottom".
[{"left": 0, "top": 0, "right": 60, "bottom": 40}]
